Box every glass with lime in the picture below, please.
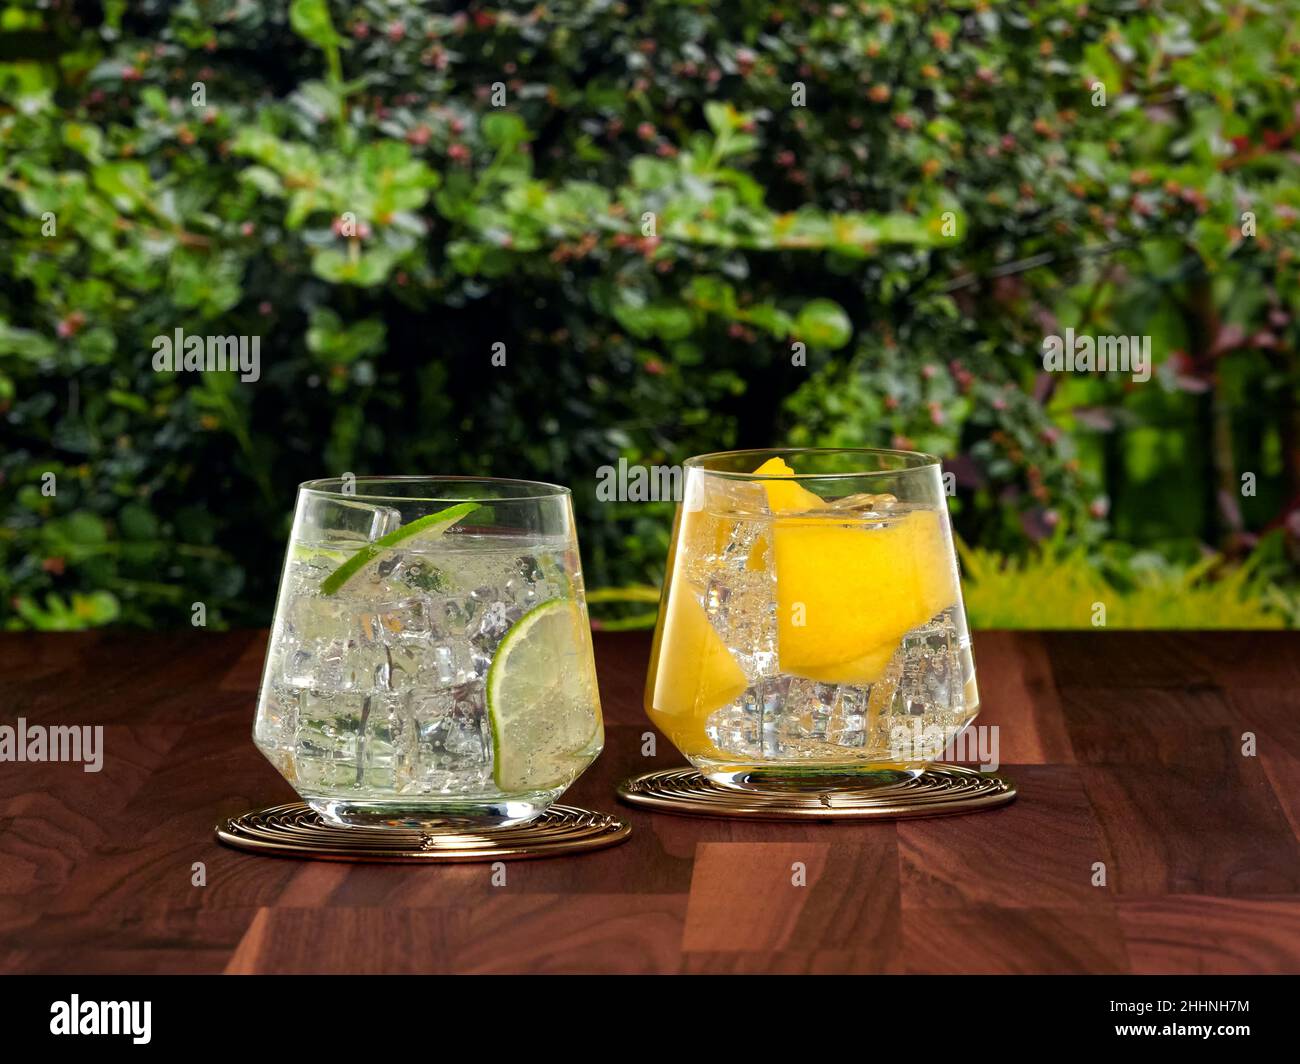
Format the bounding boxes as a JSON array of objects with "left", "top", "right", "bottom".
[{"left": 254, "top": 477, "right": 603, "bottom": 828}]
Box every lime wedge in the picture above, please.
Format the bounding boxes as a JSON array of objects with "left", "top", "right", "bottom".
[
  {"left": 486, "top": 597, "right": 602, "bottom": 792},
  {"left": 319, "top": 502, "right": 478, "bottom": 596}
]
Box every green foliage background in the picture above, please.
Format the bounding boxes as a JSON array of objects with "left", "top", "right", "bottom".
[{"left": 1, "top": 0, "right": 1298, "bottom": 630}]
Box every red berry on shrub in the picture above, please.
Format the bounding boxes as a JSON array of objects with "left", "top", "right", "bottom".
[
  {"left": 407, "top": 124, "right": 431, "bottom": 146},
  {"left": 57, "top": 312, "right": 86, "bottom": 338},
  {"left": 645, "top": 358, "right": 665, "bottom": 375},
  {"left": 448, "top": 143, "right": 470, "bottom": 162},
  {"left": 637, "top": 122, "right": 655, "bottom": 141},
  {"left": 386, "top": 21, "right": 405, "bottom": 42},
  {"left": 240, "top": 221, "right": 255, "bottom": 236}
]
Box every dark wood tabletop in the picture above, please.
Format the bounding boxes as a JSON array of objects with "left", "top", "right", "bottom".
[{"left": 1, "top": 629, "right": 1297, "bottom": 974}]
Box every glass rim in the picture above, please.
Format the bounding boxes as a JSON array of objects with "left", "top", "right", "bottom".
[
  {"left": 298, "top": 475, "right": 572, "bottom": 503},
  {"left": 683, "top": 447, "right": 942, "bottom": 480}
]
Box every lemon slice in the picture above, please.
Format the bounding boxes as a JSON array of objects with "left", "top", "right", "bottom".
[
  {"left": 646, "top": 583, "right": 749, "bottom": 754},
  {"left": 773, "top": 508, "right": 958, "bottom": 683},
  {"left": 752, "top": 456, "right": 827, "bottom": 513},
  {"left": 752, "top": 455, "right": 958, "bottom": 683},
  {"left": 486, "top": 598, "right": 602, "bottom": 791}
]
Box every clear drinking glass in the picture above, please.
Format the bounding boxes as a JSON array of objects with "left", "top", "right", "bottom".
[
  {"left": 644, "top": 448, "right": 978, "bottom": 789},
  {"left": 254, "top": 476, "right": 604, "bottom": 828}
]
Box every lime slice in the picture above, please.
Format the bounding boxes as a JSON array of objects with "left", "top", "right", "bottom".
[
  {"left": 319, "top": 502, "right": 478, "bottom": 596},
  {"left": 486, "top": 597, "right": 601, "bottom": 792}
]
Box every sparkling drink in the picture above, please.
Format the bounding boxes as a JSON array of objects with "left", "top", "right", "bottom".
[
  {"left": 254, "top": 478, "right": 603, "bottom": 827},
  {"left": 645, "top": 450, "right": 978, "bottom": 787}
]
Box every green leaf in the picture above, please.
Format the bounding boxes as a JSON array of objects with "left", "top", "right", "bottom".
[
  {"left": 91, "top": 161, "right": 152, "bottom": 213},
  {"left": 795, "top": 299, "right": 853, "bottom": 349},
  {"left": 306, "top": 308, "right": 387, "bottom": 361},
  {"left": 62, "top": 123, "right": 103, "bottom": 162},
  {"left": 289, "top": 0, "right": 344, "bottom": 50},
  {"left": 481, "top": 112, "right": 529, "bottom": 149},
  {"left": 613, "top": 302, "right": 694, "bottom": 340}
]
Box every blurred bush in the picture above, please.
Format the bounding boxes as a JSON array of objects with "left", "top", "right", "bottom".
[{"left": 1, "top": 0, "right": 1297, "bottom": 629}]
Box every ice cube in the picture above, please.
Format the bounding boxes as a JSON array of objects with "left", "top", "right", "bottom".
[
  {"left": 890, "top": 610, "right": 961, "bottom": 717},
  {"left": 359, "top": 691, "right": 414, "bottom": 791},
  {"left": 826, "top": 492, "right": 897, "bottom": 512},
  {"left": 407, "top": 682, "right": 491, "bottom": 793},
  {"left": 695, "top": 513, "right": 778, "bottom": 682},
  {"left": 375, "top": 596, "right": 431, "bottom": 640},
  {"left": 294, "top": 690, "right": 364, "bottom": 790},
  {"left": 706, "top": 677, "right": 785, "bottom": 760},
  {"left": 293, "top": 499, "right": 402, "bottom": 546},
  {"left": 254, "top": 682, "right": 300, "bottom": 770}
]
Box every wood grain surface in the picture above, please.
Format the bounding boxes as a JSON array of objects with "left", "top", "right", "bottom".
[{"left": 0, "top": 629, "right": 1297, "bottom": 974}]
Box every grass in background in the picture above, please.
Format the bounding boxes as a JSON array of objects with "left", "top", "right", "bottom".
[{"left": 959, "top": 540, "right": 1289, "bottom": 629}]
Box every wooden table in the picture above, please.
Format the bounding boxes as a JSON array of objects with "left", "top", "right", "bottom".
[{"left": 1, "top": 629, "right": 1297, "bottom": 974}]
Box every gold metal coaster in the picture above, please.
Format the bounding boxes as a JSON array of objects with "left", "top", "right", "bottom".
[
  {"left": 216, "top": 802, "right": 631, "bottom": 862},
  {"left": 617, "top": 765, "right": 1016, "bottom": 821}
]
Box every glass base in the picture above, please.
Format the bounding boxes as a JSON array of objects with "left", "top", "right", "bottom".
[
  {"left": 305, "top": 795, "right": 555, "bottom": 830},
  {"left": 703, "top": 764, "right": 925, "bottom": 792}
]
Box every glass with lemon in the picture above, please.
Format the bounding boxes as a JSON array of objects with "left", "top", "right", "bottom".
[{"left": 645, "top": 449, "right": 978, "bottom": 788}]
